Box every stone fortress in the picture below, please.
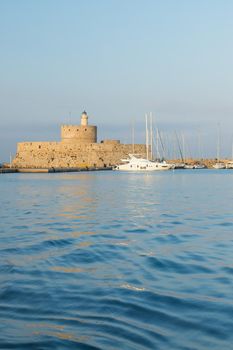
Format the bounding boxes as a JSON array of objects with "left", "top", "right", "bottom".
[{"left": 12, "top": 111, "right": 147, "bottom": 169}]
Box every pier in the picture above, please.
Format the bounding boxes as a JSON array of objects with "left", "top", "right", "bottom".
[{"left": 0, "top": 167, "right": 112, "bottom": 174}]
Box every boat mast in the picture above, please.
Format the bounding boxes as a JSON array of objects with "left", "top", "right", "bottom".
[
  {"left": 150, "top": 112, "right": 153, "bottom": 160},
  {"left": 175, "top": 131, "right": 184, "bottom": 162},
  {"left": 132, "top": 119, "right": 135, "bottom": 154},
  {"left": 198, "top": 129, "right": 201, "bottom": 160},
  {"left": 157, "top": 129, "right": 165, "bottom": 159},
  {"left": 182, "top": 133, "right": 185, "bottom": 163},
  {"left": 156, "top": 128, "right": 159, "bottom": 160},
  {"left": 217, "top": 124, "right": 220, "bottom": 161},
  {"left": 145, "top": 114, "right": 149, "bottom": 160},
  {"left": 231, "top": 137, "right": 233, "bottom": 160}
]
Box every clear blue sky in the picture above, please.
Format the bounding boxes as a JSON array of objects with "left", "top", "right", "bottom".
[{"left": 1, "top": 0, "right": 233, "bottom": 160}]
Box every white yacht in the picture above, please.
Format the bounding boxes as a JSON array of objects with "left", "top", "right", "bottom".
[
  {"left": 193, "top": 164, "right": 206, "bottom": 169},
  {"left": 173, "top": 163, "right": 185, "bottom": 169},
  {"left": 213, "top": 162, "right": 225, "bottom": 169},
  {"left": 226, "top": 161, "right": 233, "bottom": 169},
  {"left": 114, "top": 154, "right": 172, "bottom": 171},
  {"left": 184, "top": 164, "right": 194, "bottom": 169},
  {"left": 114, "top": 113, "right": 172, "bottom": 171}
]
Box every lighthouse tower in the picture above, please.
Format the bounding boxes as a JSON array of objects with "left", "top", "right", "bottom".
[
  {"left": 81, "top": 111, "right": 88, "bottom": 126},
  {"left": 61, "top": 111, "right": 97, "bottom": 143}
]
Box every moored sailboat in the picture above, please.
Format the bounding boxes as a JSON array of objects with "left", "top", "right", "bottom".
[
  {"left": 114, "top": 114, "right": 172, "bottom": 171},
  {"left": 213, "top": 124, "right": 225, "bottom": 169},
  {"left": 114, "top": 154, "right": 172, "bottom": 171}
]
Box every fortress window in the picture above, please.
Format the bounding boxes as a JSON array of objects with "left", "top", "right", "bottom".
[
  {"left": 85, "top": 128, "right": 87, "bottom": 131},
  {"left": 38, "top": 145, "right": 41, "bottom": 149},
  {"left": 77, "top": 129, "right": 79, "bottom": 131}
]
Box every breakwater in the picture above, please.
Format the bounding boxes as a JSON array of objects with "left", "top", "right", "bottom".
[
  {"left": 1, "top": 158, "right": 232, "bottom": 174},
  {"left": 0, "top": 166, "right": 112, "bottom": 174}
]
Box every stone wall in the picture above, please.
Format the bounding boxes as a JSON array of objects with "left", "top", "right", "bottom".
[{"left": 12, "top": 141, "right": 147, "bottom": 168}]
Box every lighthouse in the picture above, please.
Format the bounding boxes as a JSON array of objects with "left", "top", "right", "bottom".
[
  {"left": 61, "top": 110, "right": 97, "bottom": 143},
  {"left": 81, "top": 111, "right": 88, "bottom": 126}
]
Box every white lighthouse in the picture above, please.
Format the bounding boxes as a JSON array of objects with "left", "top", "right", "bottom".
[{"left": 81, "top": 111, "right": 88, "bottom": 126}]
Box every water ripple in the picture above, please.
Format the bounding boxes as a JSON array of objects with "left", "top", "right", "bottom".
[{"left": 1, "top": 171, "right": 233, "bottom": 349}]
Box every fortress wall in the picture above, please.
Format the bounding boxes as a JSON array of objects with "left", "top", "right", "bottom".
[
  {"left": 13, "top": 141, "right": 147, "bottom": 168},
  {"left": 14, "top": 142, "right": 61, "bottom": 168},
  {"left": 17, "top": 142, "right": 60, "bottom": 152},
  {"left": 61, "top": 125, "right": 97, "bottom": 143}
]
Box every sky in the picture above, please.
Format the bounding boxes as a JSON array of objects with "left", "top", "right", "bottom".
[{"left": 0, "top": 0, "right": 233, "bottom": 161}]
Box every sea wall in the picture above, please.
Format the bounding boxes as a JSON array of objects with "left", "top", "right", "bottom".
[{"left": 13, "top": 141, "right": 147, "bottom": 168}]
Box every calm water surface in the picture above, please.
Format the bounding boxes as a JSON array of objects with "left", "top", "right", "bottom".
[{"left": 1, "top": 170, "right": 233, "bottom": 349}]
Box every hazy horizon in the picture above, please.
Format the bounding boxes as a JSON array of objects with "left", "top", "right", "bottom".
[{"left": 1, "top": 0, "right": 233, "bottom": 161}]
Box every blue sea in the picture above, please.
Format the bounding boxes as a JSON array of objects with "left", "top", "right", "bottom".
[{"left": 1, "top": 170, "right": 233, "bottom": 350}]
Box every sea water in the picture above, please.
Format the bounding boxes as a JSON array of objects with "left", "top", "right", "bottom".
[{"left": 0, "top": 170, "right": 233, "bottom": 350}]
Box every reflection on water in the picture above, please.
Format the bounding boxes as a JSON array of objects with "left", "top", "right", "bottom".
[
  {"left": 0, "top": 170, "right": 233, "bottom": 349},
  {"left": 29, "top": 322, "right": 89, "bottom": 344}
]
